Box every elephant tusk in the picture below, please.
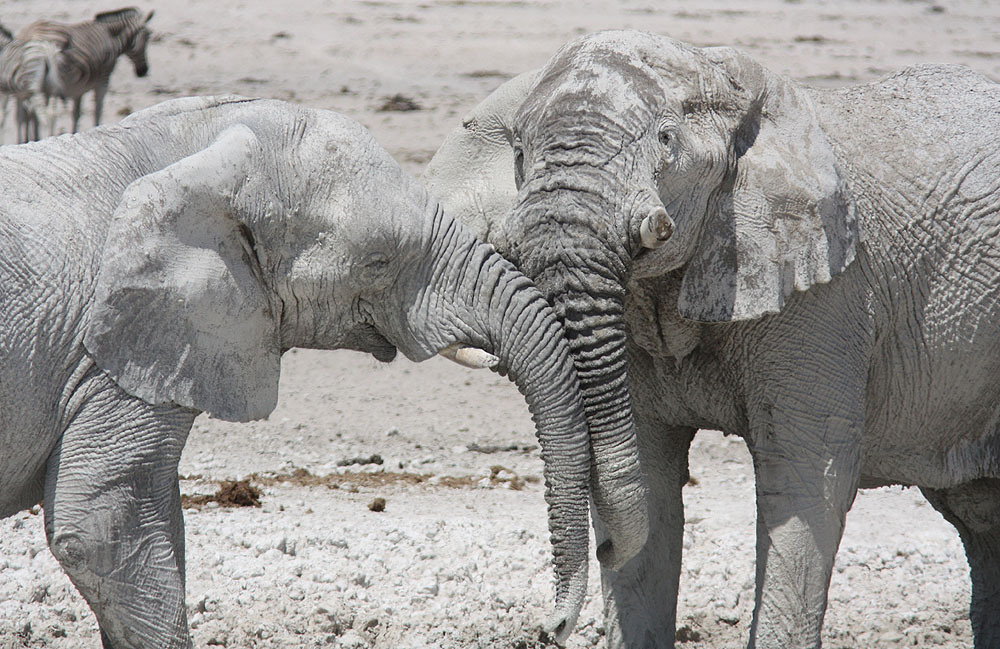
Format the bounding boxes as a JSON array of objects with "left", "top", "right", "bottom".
[
  {"left": 639, "top": 207, "right": 675, "bottom": 249},
  {"left": 438, "top": 343, "right": 499, "bottom": 370}
]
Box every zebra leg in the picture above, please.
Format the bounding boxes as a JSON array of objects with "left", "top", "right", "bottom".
[
  {"left": 26, "top": 95, "right": 43, "bottom": 141},
  {"left": 94, "top": 82, "right": 108, "bottom": 127},
  {"left": 0, "top": 94, "right": 7, "bottom": 144},
  {"left": 71, "top": 96, "right": 82, "bottom": 133},
  {"left": 16, "top": 99, "right": 29, "bottom": 143},
  {"left": 45, "top": 95, "right": 57, "bottom": 137}
]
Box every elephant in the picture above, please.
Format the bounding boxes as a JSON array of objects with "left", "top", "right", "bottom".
[
  {"left": 0, "top": 95, "right": 649, "bottom": 648},
  {"left": 424, "top": 29, "right": 1000, "bottom": 649}
]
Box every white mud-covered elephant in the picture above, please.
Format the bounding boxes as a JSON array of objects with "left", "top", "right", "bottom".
[
  {"left": 425, "top": 29, "right": 1000, "bottom": 649},
  {"left": 0, "top": 96, "right": 648, "bottom": 648}
]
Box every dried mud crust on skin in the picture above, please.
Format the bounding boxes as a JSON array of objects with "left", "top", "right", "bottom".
[{"left": 0, "top": 0, "right": 992, "bottom": 647}]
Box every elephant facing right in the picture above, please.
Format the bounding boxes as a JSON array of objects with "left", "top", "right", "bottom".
[{"left": 425, "top": 30, "right": 1000, "bottom": 649}]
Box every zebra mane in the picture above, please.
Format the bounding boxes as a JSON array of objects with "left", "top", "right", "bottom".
[
  {"left": 94, "top": 7, "right": 151, "bottom": 42},
  {"left": 94, "top": 7, "right": 142, "bottom": 25}
]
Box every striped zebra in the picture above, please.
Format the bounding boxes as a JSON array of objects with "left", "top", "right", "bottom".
[
  {"left": 0, "top": 22, "right": 14, "bottom": 141},
  {"left": 0, "top": 32, "right": 61, "bottom": 143},
  {"left": 17, "top": 7, "right": 154, "bottom": 135}
]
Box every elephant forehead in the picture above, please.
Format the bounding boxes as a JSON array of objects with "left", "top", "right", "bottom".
[
  {"left": 529, "top": 56, "right": 659, "bottom": 117},
  {"left": 522, "top": 34, "right": 693, "bottom": 126}
]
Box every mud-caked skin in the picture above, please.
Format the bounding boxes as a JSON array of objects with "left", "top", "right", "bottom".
[
  {"left": 425, "top": 29, "right": 1000, "bottom": 649},
  {"left": 0, "top": 96, "right": 647, "bottom": 648}
]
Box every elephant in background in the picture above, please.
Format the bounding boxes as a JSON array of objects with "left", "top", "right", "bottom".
[
  {"left": 0, "top": 96, "right": 648, "bottom": 648},
  {"left": 425, "top": 30, "right": 1000, "bottom": 648}
]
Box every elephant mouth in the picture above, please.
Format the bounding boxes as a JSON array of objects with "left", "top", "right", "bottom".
[
  {"left": 369, "top": 344, "right": 398, "bottom": 363},
  {"left": 340, "top": 324, "right": 398, "bottom": 363}
]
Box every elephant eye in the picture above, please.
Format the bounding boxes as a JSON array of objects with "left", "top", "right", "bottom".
[
  {"left": 656, "top": 122, "right": 679, "bottom": 167},
  {"left": 361, "top": 252, "right": 390, "bottom": 271},
  {"left": 357, "top": 252, "right": 392, "bottom": 288}
]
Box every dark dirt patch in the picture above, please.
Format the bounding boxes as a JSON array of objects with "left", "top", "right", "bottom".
[
  {"left": 217, "top": 480, "right": 262, "bottom": 506},
  {"left": 377, "top": 93, "right": 422, "bottom": 111},
  {"left": 490, "top": 465, "right": 531, "bottom": 490},
  {"left": 462, "top": 69, "right": 511, "bottom": 79},
  {"left": 467, "top": 442, "right": 536, "bottom": 454},
  {"left": 675, "top": 624, "right": 704, "bottom": 643},
  {"left": 368, "top": 497, "right": 386, "bottom": 512},
  {"left": 180, "top": 466, "right": 540, "bottom": 505},
  {"left": 182, "top": 480, "right": 262, "bottom": 509},
  {"left": 512, "top": 629, "right": 561, "bottom": 648},
  {"left": 337, "top": 454, "right": 384, "bottom": 467},
  {"left": 254, "top": 467, "right": 478, "bottom": 489}
]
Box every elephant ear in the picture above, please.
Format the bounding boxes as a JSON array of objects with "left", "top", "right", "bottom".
[
  {"left": 84, "top": 124, "right": 281, "bottom": 422},
  {"left": 423, "top": 70, "right": 539, "bottom": 245},
  {"left": 677, "top": 47, "right": 859, "bottom": 322}
]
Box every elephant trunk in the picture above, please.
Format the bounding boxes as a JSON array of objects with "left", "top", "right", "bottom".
[
  {"left": 427, "top": 212, "right": 593, "bottom": 641},
  {"left": 511, "top": 184, "right": 650, "bottom": 573}
]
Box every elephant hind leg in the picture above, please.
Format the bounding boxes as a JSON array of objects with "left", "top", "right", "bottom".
[
  {"left": 921, "top": 479, "right": 1000, "bottom": 647},
  {"left": 44, "top": 367, "right": 195, "bottom": 649}
]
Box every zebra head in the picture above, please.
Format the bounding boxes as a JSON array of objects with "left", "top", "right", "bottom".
[{"left": 95, "top": 7, "right": 154, "bottom": 78}]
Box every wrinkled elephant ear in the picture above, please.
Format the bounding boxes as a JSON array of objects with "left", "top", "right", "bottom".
[
  {"left": 84, "top": 124, "right": 281, "bottom": 422},
  {"left": 677, "top": 47, "right": 859, "bottom": 322},
  {"left": 423, "top": 69, "right": 539, "bottom": 243}
]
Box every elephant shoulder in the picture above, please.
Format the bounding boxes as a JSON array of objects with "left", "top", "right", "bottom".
[
  {"left": 813, "top": 64, "right": 1000, "bottom": 131},
  {"left": 882, "top": 63, "right": 996, "bottom": 95}
]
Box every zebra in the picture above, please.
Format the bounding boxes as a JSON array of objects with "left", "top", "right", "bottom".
[
  {"left": 0, "top": 22, "right": 14, "bottom": 141},
  {"left": 0, "top": 33, "right": 61, "bottom": 143},
  {"left": 17, "top": 7, "right": 154, "bottom": 136}
]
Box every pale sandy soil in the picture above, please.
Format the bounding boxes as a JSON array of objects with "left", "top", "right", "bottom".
[{"left": 1, "top": 1, "right": 997, "bottom": 647}]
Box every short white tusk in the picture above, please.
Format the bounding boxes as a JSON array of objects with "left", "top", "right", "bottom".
[
  {"left": 439, "top": 343, "right": 499, "bottom": 370},
  {"left": 639, "top": 207, "right": 675, "bottom": 249}
]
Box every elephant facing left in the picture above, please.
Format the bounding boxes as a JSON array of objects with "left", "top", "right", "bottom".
[{"left": 0, "top": 96, "right": 647, "bottom": 648}]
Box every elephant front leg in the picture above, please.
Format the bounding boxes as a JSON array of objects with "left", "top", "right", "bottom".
[
  {"left": 748, "top": 412, "right": 862, "bottom": 649},
  {"left": 597, "top": 413, "right": 696, "bottom": 648},
  {"left": 44, "top": 372, "right": 195, "bottom": 649}
]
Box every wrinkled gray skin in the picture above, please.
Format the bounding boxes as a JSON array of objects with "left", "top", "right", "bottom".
[
  {"left": 0, "top": 96, "right": 642, "bottom": 648},
  {"left": 425, "top": 30, "right": 1000, "bottom": 649}
]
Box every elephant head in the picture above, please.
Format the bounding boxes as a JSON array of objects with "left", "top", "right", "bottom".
[
  {"left": 81, "top": 96, "right": 600, "bottom": 640},
  {"left": 426, "top": 30, "right": 858, "bottom": 568}
]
